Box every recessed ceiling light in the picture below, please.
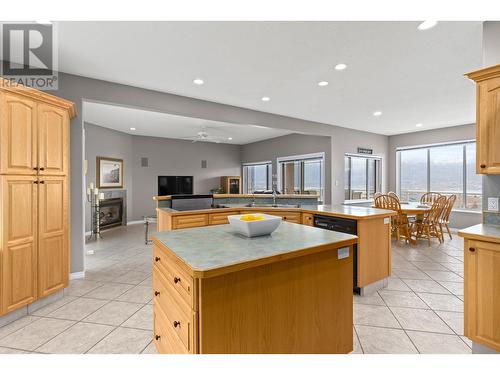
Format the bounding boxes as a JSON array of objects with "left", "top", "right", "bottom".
[
  {"left": 261, "top": 96, "right": 270, "bottom": 102},
  {"left": 130, "top": 127, "right": 136, "bottom": 131},
  {"left": 417, "top": 21, "right": 437, "bottom": 30},
  {"left": 318, "top": 81, "right": 329, "bottom": 86},
  {"left": 228, "top": 137, "right": 233, "bottom": 140},
  {"left": 193, "top": 78, "right": 204, "bottom": 85},
  {"left": 416, "top": 123, "right": 423, "bottom": 128},
  {"left": 335, "top": 63, "right": 347, "bottom": 71},
  {"left": 373, "top": 111, "right": 382, "bottom": 117}
]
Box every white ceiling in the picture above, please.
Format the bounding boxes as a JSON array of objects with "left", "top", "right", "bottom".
[
  {"left": 83, "top": 101, "right": 291, "bottom": 144},
  {"left": 57, "top": 21, "right": 483, "bottom": 136}
]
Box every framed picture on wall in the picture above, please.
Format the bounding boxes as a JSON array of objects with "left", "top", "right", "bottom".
[{"left": 97, "top": 157, "right": 124, "bottom": 189}]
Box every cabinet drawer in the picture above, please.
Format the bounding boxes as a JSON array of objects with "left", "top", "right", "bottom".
[
  {"left": 153, "top": 244, "right": 194, "bottom": 308},
  {"left": 154, "top": 304, "right": 188, "bottom": 354},
  {"left": 263, "top": 211, "right": 301, "bottom": 223},
  {"left": 153, "top": 271, "right": 193, "bottom": 352},
  {"left": 208, "top": 211, "right": 239, "bottom": 225},
  {"left": 172, "top": 214, "right": 208, "bottom": 229},
  {"left": 302, "top": 213, "right": 314, "bottom": 226}
]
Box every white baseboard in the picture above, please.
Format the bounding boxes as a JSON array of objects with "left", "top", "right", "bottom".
[
  {"left": 70, "top": 271, "right": 85, "bottom": 280},
  {"left": 127, "top": 220, "right": 144, "bottom": 225}
]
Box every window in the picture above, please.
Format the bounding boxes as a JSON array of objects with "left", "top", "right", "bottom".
[
  {"left": 344, "top": 154, "right": 382, "bottom": 200},
  {"left": 397, "top": 141, "right": 481, "bottom": 210},
  {"left": 277, "top": 153, "right": 325, "bottom": 202},
  {"left": 242, "top": 162, "right": 272, "bottom": 193}
]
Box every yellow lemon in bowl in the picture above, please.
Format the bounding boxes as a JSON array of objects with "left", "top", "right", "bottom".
[{"left": 240, "top": 214, "right": 265, "bottom": 222}]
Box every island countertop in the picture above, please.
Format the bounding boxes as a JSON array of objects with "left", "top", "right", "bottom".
[
  {"left": 158, "top": 204, "right": 395, "bottom": 220},
  {"left": 458, "top": 223, "right": 500, "bottom": 244},
  {"left": 152, "top": 221, "right": 357, "bottom": 278}
]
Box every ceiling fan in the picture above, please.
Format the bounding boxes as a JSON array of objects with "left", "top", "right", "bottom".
[{"left": 179, "top": 127, "right": 230, "bottom": 143}]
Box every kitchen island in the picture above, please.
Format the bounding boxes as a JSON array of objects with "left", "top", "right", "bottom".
[{"left": 152, "top": 222, "right": 357, "bottom": 354}]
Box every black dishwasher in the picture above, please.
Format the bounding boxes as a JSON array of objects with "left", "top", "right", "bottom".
[{"left": 314, "top": 215, "right": 359, "bottom": 293}]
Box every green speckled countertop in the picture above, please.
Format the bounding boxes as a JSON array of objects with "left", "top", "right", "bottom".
[{"left": 153, "top": 222, "right": 357, "bottom": 276}]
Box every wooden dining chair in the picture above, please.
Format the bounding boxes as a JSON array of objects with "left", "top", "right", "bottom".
[
  {"left": 375, "top": 194, "right": 410, "bottom": 243},
  {"left": 411, "top": 196, "right": 447, "bottom": 246},
  {"left": 438, "top": 195, "right": 456, "bottom": 241},
  {"left": 420, "top": 192, "right": 443, "bottom": 205},
  {"left": 388, "top": 191, "right": 400, "bottom": 201},
  {"left": 373, "top": 192, "right": 383, "bottom": 200}
]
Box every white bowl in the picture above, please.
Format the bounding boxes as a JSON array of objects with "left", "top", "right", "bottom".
[{"left": 227, "top": 213, "right": 282, "bottom": 237}]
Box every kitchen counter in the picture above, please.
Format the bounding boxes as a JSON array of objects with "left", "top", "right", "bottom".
[
  {"left": 458, "top": 223, "right": 500, "bottom": 243},
  {"left": 153, "top": 221, "right": 357, "bottom": 278},
  {"left": 152, "top": 222, "right": 356, "bottom": 353},
  {"left": 153, "top": 193, "right": 320, "bottom": 201}
]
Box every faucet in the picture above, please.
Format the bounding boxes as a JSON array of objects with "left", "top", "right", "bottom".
[{"left": 272, "top": 176, "right": 278, "bottom": 206}]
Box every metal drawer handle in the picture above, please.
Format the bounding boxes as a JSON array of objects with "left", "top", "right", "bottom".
[
  {"left": 469, "top": 247, "right": 476, "bottom": 252},
  {"left": 155, "top": 256, "right": 161, "bottom": 262},
  {"left": 155, "top": 335, "right": 161, "bottom": 341},
  {"left": 154, "top": 291, "right": 160, "bottom": 296},
  {"left": 174, "top": 277, "right": 181, "bottom": 284},
  {"left": 173, "top": 321, "right": 181, "bottom": 328}
]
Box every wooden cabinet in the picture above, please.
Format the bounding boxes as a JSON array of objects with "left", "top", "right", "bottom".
[
  {"left": 208, "top": 211, "right": 239, "bottom": 225},
  {"left": 0, "top": 175, "right": 38, "bottom": 313},
  {"left": 262, "top": 211, "right": 301, "bottom": 224},
  {"left": 172, "top": 214, "right": 208, "bottom": 229},
  {"left": 466, "top": 64, "right": 500, "bottom": 174},
  {"left": 302, "top": 213, "right": 314, "bottom": 226},
  {"left": 220, "top": 176, "right": 241, "bottom": 194},
  {"left": 0, "top": 80, "right": 75, "bottom": 316},
  {"left": 463, "top": 238, "right": 500, "bottom": 351}
]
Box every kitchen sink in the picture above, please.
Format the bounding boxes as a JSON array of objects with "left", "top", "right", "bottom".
[{"left": 244, "top": 203, "right": 300, "bottom": 208}]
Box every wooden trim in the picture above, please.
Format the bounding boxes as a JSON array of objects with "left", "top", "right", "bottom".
[
  {"left": 152, "top": 236, "right": 357, "bottom": 279},
  {"left": 465, "top": 64, "right": 500, "bottom": 82},
  {"left": 96, "top": 156, "right": 124, "bottom": 189},
  {"left": 0, "top": 78, "right": 76, "bottom": 118}
]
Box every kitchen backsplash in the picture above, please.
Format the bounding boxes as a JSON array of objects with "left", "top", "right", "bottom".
[{"left": 482, "top": 175, "right": 500, "bottom": 225}]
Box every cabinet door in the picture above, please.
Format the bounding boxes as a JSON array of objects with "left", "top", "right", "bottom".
[
  {"left": 0, "top": 176, "right": 38, "bottom": 314},
  {"left": 464, "top": 239, "right": 500, "bottom": 351},
  {"left": 0, "top": 92, "right": 37, "bottom": 175},
  {"left": 38, "top": 176, "right": 69, "bottom": 297},
  {"left": 38, "top": 103, "right": 69, "bottom": 176},
  {"left": 477, "top": 76, "right": 500, "bottom": 174}
]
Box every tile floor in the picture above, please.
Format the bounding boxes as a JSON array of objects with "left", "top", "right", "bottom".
[{"left": 0, "top": 223, "right": 469, "bottom": 354}]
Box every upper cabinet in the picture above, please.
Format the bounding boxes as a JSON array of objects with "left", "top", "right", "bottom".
[
  {"left": 466, "top": 64, "right": 500, "bottom": 174},
  {"left": 38, "top": 104, "right": 69, "bottom": 176}
]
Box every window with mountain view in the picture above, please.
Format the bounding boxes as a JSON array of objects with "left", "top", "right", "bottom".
[
  {"left": 344, "top": 155, "right": 382, "bottom": 200},
  {"left": 242, "top": 162, "right": 272, "bottom": 193},
  {"left": 397, "top": 141, "right": 481, "bottom": 210}
]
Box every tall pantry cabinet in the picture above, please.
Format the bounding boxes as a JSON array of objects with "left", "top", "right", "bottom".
[{"left": 0, "top": 79, "right": 76, "bottom": 316}]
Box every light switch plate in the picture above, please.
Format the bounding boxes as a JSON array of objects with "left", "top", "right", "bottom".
[
  {"left": 337, "top": 247, "right": 350, "bottom": 260},
  {"left": 488, "top": 197, "right": 499, "bottom": 211}
]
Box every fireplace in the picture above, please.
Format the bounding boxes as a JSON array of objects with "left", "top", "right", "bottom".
[{"left": 99, "top": 198, "right": 124, "bottom": 230}]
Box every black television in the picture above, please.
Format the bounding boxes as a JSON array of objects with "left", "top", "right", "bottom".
[{"left": 158, "top": 176, "right": 193, "bottom": 196}]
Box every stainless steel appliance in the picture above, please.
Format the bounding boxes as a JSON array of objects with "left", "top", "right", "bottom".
[{"left": 170, "top": 194, "right": 214, "bottom": 211}]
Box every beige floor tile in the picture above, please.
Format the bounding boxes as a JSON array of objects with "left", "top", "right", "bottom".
[
  {"left": 460, "top": 336, "right": 472, "bottom": 348},
  {"left": 355, "top": 325, "right": 417, "bottom": 354},
  {"left": 441, "top": 262, "right": 464, "bottom": 272},
  {"left": 354, "top": 304, "right": 400, "bottom": 328},
  {"left": 113, "top": 271, "right": 151, "bottom": 285},
  {"left": 0, "top": 318, "right": 75, "bottom": 351},
  {"left": 29, "top": 296, "right": 78, "bottom": 317},
  {"left": 390, "top": 307, "right": 454, "bottom": 334},
  {"left": 353, "top": 293, "right": 386, "bottom": 306},
  {"left": 393, "top": 268, "right": 431, "bottom": 280},
  {"left": 379, "top": 290, "right": 428, "bottom": 309},
  {"left": 87, "top": 327, "right": 153, "bottom": 354},
  {"left": 424, "top": 270, "right": 463, "bottom": 282},
  {"left": 438, "top": 281, "right": 464, "bottom": 295},
  {"left": 0, "top": 316, "right": 40, "bottom": 339},
  {"left": 116, "top": 285, "right": 152, "bottom": 304},
  {"left": 122, "top": 304, "right": 153, "bottom": 330},
  {"left": 406, "top": 331, "right": 471, "bottom": 354},
  {"left": 417, "top": 293, "right": 463, "bottom": 312},
  {"left": 351, "top": 328, "right": 363, "bottom": 354},
  {"left": 141, "top": 340, "right": 158, "bottom": 354},
  {"left": 83, "top": 283, "right": 133, "bottom": 300},
  {"left": 411, "top": 261, "right": 448, "bottom": 271},
  {"left": 48, "top": 298, "right": 108, "bottom": 321},
  {"left": 83, "top": 301, "right": 143, "bottom": 326},
  {"left": 386, "top": 277, "right": 411, "bottom": 291},
  {"left": 0, "top": 346, "right": 31, "bottom": 354},
  {"left": 434, "top": 310, "right": 464, "bottom": 335},
  {"left": 403, "top": 279, "right": 451, "bottom": 294},
  {"left": 37, "top": 322, "right": 114, "bottom": 354},
  {"left": 138, "top": 277, "right": 152, "bottom": 287},
  {"left": 64, "top": 280, "right": 103, "bottom": 297}
]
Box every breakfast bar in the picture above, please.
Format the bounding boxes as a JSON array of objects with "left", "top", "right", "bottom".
[{"left": 152, "top": 222, "right": 358, "bottom": 354}]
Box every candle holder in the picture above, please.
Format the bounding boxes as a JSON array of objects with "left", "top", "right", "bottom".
[{"left": 87, "top": 184, "right": 102, "bottom": 241}]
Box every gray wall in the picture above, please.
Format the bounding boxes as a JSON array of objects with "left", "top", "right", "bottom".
[
  {"left": 131, "top": 135, "right": 241, "bottom": 220},
  {"left": 241, "top": 134, "right": 332, "bottom": 203},
  {"left": 388, "top": 123, "right": 480, "bottom": 229},
  {"left": 482, "top": 22, "right": 500, "bottom": 211},
  {"left": 84, "top": 123, "right": 134, "bottom": 231}
]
